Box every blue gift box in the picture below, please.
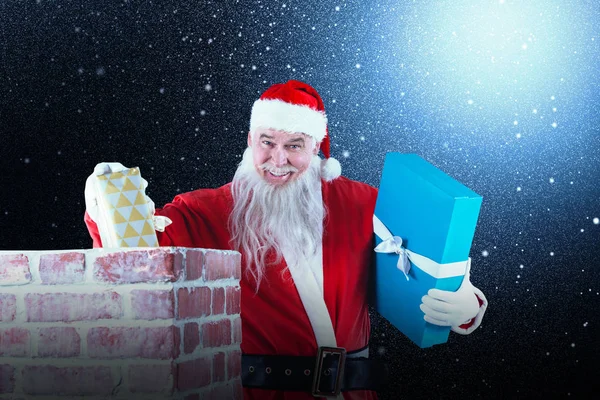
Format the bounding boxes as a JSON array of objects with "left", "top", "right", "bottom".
[{"left": 372, "top": 153, "right": 482, "bottom": 348}]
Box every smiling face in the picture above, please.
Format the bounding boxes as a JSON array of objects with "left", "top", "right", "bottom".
[{"left": 248, "top": 127, "right": 320, "bottom": 186}]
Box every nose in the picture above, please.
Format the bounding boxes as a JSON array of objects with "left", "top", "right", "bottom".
[{"left": 271, "top": 146, "right": 288, "bottom": 167}]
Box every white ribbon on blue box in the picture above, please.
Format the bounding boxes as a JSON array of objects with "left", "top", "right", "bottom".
[{"left": 372, "top": 153, "right": 482, "bottom": 348}]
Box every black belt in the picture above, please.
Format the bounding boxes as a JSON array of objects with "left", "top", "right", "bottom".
[{"left": 242, "top": 346, "right": 387, "bottom": 397}]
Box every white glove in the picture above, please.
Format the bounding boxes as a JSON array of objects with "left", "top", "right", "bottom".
[{"left": 420, "top": 259, "right": 485, "bottom": 333}]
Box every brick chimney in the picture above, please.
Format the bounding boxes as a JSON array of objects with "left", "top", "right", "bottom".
[{"left": 0, "top": 247, "right": 242, "bottom": 399}]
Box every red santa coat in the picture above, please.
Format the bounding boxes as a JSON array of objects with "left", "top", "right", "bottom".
[{"left": 86, "top": 176, "right": 379, "bottom": 400}]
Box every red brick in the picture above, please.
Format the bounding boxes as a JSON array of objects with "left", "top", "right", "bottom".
[
  {"left": 232, "top": 317, "right": 242, "bottom": 344},
  {"left": 37, "top": 327, "right": 80, "bottom": 357},
  {"left": 39, "top": 252, "right": 85, "bottom": 284},
  {"left": 0, "top": 294, "right": 16, "bottom": 322},
  {"left": 131, "top": 289, "right": 174, "bottom": 320},
  {"left": 87, "top": 326, "right": 179, "bottom": 359},
  {"left": 186, "top": 249, "right": 204, "bottom": 280},
  {"left": 228, "top": 350, "right": 242, "bottom": 380},
  {"left": 213, "top": 352, "right": 225, "bottom": 382},
  {"left": 0, "top": 364, "right": 14, "bottom": 393},
  {"left": 128, "top": 364, "right": 175, "bottom": 393},
  {"left": 22, "top": 365, "right": 113, "bottom": 395},
  {"left": 226, "top": 286, "right": 241, "bottom": 315},
  {"left": 26, "top": 292, "right": 122, "bottom": 322},
  {"left": 0, "top": 327, "right": 30, "bottom": 357},
  {"left": 93, "top": 249, "right": 181, "bottom": 284},
  {"left": 177, "top": 357, "right": 211, "bottom": 391},
  {"left": 206, "top": 384, "right": 232, "bottom": 400},
  {"left": 184, "top": 322, "right": 199, "bottom": 354},
  {"left": 202, "top": 319, "right": 231, "bottom": 348},
  {"left": 232, "top": 378, "right": 243, "bottom": 400},
  {"left": 204, "top": 251, "right": 241, "bottom": 281},
  {"left": 212, "top": 287, "right": 225, "bottom": 315},
  {"left": 0, "top": 254, "right": 31, "bottom": 285},
  {"left": 177, "top": 287, "right": 211, "bottom": 319}
]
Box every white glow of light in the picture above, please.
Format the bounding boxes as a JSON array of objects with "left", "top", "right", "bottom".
[
  {"left": 400, "top": 1, "right": 581, "bottom": 123},
  {"left": 593, "top": 217, "right": 599, "bottom": 225}
]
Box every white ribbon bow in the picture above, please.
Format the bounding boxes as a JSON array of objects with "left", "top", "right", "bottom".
[
  {"left": 374, "top": 236, "right": 411, "bottom": 280},
  {"left": 373, "top": 215, "right": 469, "bottom": 280}
]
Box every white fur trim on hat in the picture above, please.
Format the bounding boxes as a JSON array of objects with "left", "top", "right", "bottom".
[
  {"left": 320, "top": 157, "right": 341, "bottom": 182},
  {"left": 250, "top": 99, "right": 327, "bottom": 141}
]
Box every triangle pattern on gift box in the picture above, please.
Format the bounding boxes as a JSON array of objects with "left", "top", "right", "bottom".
[
  {"left": 112, "top": 209, "right": 127, "bottom": 224},
  {"left": 105, "top": 180, "right": 120, "bottom": 194},
  {"left": 134, "top": 192, "right": 146, "bottom": 205},
  {"left": 142, "top": 235, "right": 158, "bottom": 246},
  {"left": 122, "top": 178, "right": 137, "bottom": 192},
  {"left": 95, "top": 167, "right": 158, "bottom": 248},
  {"left": 141, "top": 221, "right": 155, "bottom": 236},
  {"left": 123, "top": 223, "right": 140, "bottom": 238},
  {"left": 118, "top": 206, "right": 133, "bottom": 221},
  {"left": 129, "top": 207, "right": 145, "bottom": 221},
  {"left": 124, "top": 237, "right": 141, "bottom": 247},
  {"left": 116, "top": 193, "right": 132, "bottom": 208},
  {"left": 122, "top": 189, "right": 138, "bottom": 206},
  {"left": 129, "top": 220, "right": 145, "bottom": 235}
]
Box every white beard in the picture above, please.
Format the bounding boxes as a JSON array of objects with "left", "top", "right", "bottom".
[{"left": 229, "top": 147, "right": 325, "bottom": 288}]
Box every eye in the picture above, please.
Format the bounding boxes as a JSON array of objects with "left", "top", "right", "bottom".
[{"left": 262, "top": 140, "right": 273, "bottom": 146}]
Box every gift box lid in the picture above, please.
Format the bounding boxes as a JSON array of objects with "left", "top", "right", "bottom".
[{"left": 375, "top": 153, "right": 482, "bottom": 264}]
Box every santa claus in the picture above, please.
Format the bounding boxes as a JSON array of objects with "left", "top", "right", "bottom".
[{"left": 85, "top": 80, "right": 487, "bottom": 399}]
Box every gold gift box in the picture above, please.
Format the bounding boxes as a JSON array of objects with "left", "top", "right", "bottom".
[{"left": 94, "top": 167, "right": 158, "bottom": 247}]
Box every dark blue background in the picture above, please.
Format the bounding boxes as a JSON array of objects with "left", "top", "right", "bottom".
[{"left": 1, "top": 1, "right": 598, "bottom": 398}]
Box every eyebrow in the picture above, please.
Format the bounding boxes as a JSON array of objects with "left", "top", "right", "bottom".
[{"left": 259, "top": 134, "right": 305, "bottom": 144}]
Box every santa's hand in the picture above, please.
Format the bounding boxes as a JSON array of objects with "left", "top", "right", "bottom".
[{"left": 419, "top": 259, "right": 484, "bottom": 333}]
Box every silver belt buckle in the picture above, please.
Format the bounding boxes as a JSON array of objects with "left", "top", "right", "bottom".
[{"left": 311, "top": 346, "right": 346, "bottom": 398}]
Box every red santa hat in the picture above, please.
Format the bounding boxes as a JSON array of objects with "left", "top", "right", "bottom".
[{"left": 249, "top": 80, "right": 341, "bottom": 181}]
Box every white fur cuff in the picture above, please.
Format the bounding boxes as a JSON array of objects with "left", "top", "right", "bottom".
[{"left": 451, "top": 287, "right": 488, "bottom": 335}]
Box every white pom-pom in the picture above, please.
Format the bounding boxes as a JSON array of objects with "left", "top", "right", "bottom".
[{"left": 321, "top": 157, "right": 341, "bottom": 181}]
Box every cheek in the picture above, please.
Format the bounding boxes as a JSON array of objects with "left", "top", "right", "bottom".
[
  {"left": 252, "top": 147, "right": 268, "bottom": 163},
  {"left": 291, "top": 152, "right": 313, "bottom": 171}
]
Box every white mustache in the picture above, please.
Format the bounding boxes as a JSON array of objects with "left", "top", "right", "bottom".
[{"left": 260, "top": 163, "right": 299, "bottom": 175}]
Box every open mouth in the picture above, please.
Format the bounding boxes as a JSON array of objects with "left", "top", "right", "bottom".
[
  {"left": 265, "top": 170, "right": 293, "bottom": 183},
  {"left": 269, "top": 171, "right": 291, "bottom": 177}
]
